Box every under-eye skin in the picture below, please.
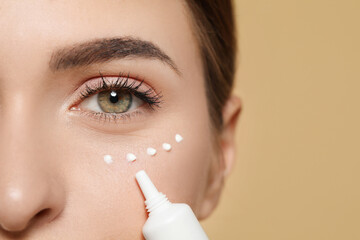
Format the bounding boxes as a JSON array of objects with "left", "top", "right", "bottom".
[{"left": 69, "top": 72, "right": 163, "bottom": 124}]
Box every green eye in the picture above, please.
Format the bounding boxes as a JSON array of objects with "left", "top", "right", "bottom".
[
  {"left": 76, "top": 77, "right": 163, "bottom": 118},
  {"left": 98, "top": 90, "right": 132, "bottom": 113},
  {"left": 78, "top": 87, "right": 145, "bottom": 115}
]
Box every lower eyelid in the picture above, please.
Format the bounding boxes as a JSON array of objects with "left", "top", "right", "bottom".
[{"left": 75, "top": 108, "right": 147, "bottom": 125}]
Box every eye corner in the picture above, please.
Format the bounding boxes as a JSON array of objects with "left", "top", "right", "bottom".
[{"left": 69, "top": 106, "right": 81, "bottom": 111}]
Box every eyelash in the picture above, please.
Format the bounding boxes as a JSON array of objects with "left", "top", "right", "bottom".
[{"left": 73, "top": 72, "right": 163, "bottom": 123}]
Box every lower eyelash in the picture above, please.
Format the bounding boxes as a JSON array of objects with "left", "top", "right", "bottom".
[{"left": 78, "top": 108, "right": 144, "bottom": 124}]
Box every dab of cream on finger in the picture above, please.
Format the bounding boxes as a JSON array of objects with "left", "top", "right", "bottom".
[
  {"left": 162, "top": 143, "right": 172, "bottom": 152},
  {"left": 147, "top": 147, "right": 157, "bottom": 156},
  {"left": 104, "top": 155, "right": 113, "bottom": 164},
  {"left": 175, "top": 134, "right": 183, "bottom": 143},
  {"left": 126, "top": 153, "right": 137, "bottom": 162}
]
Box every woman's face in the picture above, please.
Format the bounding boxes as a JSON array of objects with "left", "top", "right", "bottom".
[{"left": 0, "top": 0, "right": 219, "bottom": 239}]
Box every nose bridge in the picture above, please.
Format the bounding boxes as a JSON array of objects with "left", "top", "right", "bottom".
[
  {"left": 0, "top": 91, "right": 65, "bottom": 232},
  {"left": 0, "top": 88, "right": 40, "bottom": 162}
]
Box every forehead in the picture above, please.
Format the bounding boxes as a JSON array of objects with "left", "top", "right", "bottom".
[{"left": 0, "top": 0, "right": 200, "bottom": 76}]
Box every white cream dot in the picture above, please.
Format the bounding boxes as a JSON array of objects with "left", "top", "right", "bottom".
[
  {"left": 162, "top": 143, "right": 172, "bottom": 151},
  {"left": 147, "top": 147, "right": 157, "bottom": 156},
  {"left": 175, "top": 134, "right": 183, "bottom": 143},
  {"left": 126, "top": 153, "right": 137, "bottom": 162},
  {"left": 104, "top": 155, "right": 113, "bottom": 164}
]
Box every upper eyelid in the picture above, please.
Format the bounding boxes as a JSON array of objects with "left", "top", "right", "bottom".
[
  {"left": 78, "top": 73, "right": 144, "bottom": 97},
  {"left": 82, "top": 75, "right": 155, "bottom": 99},
  {"left": 80, "top": 74, "right": 142, "bottom": 99},
  {"left": 82, "top": 72, "right": 154, "bottom": 93},
  {"left": 71, "top": 73, "right": 163, "bottom": 109}
]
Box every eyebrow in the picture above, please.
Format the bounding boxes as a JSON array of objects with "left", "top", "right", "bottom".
[{"left": 49, "top": 37, "right": 181, "bottom": 75}]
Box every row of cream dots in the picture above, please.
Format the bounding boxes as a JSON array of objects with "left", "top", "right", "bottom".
[{"left": 103, "top": 134, "right": 183, "bottom": 164}]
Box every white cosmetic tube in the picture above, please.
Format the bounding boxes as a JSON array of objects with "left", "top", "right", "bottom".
[{"left": 135, "top": 170, "right": 209, "bottom": 240}]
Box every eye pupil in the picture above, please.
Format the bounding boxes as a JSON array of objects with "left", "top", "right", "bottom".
[{"left": 109, "top": 91, "right": 119, "bottom": 103}]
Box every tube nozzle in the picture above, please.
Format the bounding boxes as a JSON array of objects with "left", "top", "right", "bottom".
[{"left": 135, "top": 170, "right": 159, "bottom": 201}]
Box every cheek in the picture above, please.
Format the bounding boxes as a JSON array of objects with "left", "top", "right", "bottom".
[
  {"left": 49, "top": 131, "right": 149, "bottom": 237},
  {"left": 52, "top": 109, "right": 212, "bottom": 235},
  {"left": 143, "top": 128, "right": 213, "bottom": 208}
]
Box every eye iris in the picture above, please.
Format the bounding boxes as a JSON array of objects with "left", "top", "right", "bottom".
[{"left": 98, "top": 90, "right": 132, "bottom": 113}]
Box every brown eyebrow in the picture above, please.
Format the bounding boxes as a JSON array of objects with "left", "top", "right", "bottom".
[{"left": 49, "top": 37, "right": 181, "bottom": 75}]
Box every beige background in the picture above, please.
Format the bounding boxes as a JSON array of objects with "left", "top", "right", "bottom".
[{"left": 202, "top": 0, "right": 360, "bottom": 239}]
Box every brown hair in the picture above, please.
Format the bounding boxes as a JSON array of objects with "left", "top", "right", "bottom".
[{"left": 184, "top": 0, "right": 237, "bottom": 134}]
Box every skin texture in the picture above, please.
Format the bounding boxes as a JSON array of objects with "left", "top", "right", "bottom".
[{"left": 0, "top": 0, "right": 241, "bottom": 239}]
